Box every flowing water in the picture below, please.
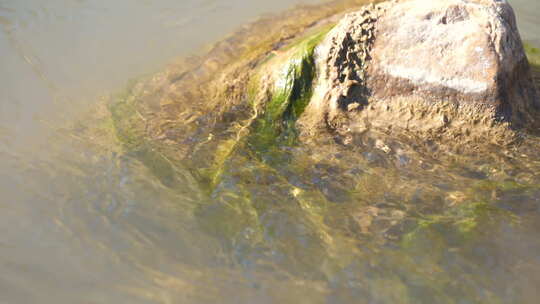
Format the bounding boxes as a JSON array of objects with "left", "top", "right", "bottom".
[{"left": 1, "top": 1, "right": 540, "bottom": 303}]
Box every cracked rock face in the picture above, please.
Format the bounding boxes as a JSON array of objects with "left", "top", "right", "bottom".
[{"left": 299, "top": 0, "right": 539, "bottom": 147}]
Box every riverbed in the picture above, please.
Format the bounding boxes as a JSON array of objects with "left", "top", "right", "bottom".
[{"left": 1, "top": 1, "right": 540, "bottom": 303}]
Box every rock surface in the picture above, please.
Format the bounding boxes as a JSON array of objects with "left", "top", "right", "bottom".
[
  {"left": 299, "top": 0, "right": 539, "bottom": 147},
  {"left": 104, "top": 0, "right": 540, "bottom": 182}
]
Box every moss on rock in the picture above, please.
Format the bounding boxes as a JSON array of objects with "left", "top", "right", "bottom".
[
  {"left": 402, "top": 201, "right": 518, "bottom": 250},
  {"left": 525, "top": 42, "right": 540, "bottom": 89},
  {"left": 108, "top": 79, "right": 181, "bottom": 188},
  {"left": 248, "top": 27, "right": 332, "bottom": 152},
  {"left": 525, "top": 42, "right": 540, "bottom": 67}
]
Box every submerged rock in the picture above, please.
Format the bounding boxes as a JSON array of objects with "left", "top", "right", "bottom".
[
  {"left": 102, "top": 0, "right": 540, "bottom": 184},
  {"left": 90, "top": 3, "right": 540, "bottom": 301},
  {"left": 105, "top": 0, "right": 540, "bottom": 180},
  {"left": 300, "top": 0, "right": 539, "bottom": 147}
]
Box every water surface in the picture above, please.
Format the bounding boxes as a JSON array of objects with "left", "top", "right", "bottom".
[{"left": 1, "top": 1, "right": 540, "bottom": 303}]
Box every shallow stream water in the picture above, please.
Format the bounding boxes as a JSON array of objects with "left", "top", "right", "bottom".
[{"left": 1, "top": 1, "right": 540, "bottom": 303}]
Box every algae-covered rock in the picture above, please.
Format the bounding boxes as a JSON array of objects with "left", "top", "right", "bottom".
[
  {"left": 104, "top": 0, "right": 381, "bottom": 186},
  {"left": 106, "top": 0, "right": 540, "bottom": 184},
  {"left": 91, "top": 1, "right": 540, "bottom": 302}
]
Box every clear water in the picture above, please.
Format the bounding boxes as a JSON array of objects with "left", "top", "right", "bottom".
[{"left": 0, "top": 0, "right": 539, "bottom": 303}]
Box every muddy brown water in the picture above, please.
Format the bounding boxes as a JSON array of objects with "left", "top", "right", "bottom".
[{"left": 0, "top": 1, "right": 540, "bottom": 303}]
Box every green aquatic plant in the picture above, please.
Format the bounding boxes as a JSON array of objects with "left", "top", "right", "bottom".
[
  {"left": 525, "top": 42, "right": 540, "bottom": 67},
  {"left": 248, "top": 27, "right": 332, "bottom": 152},
  {"left": 109, "top": 79, "right": 181, "bottom": 187},
  {"left": 525, "top": 42, "right": 540, "bottom": 88},
  {"left": 402, "top": 201, "right": 518, "bottom": 250},
  {"left": 201, "top": 27, "right": 333, "bottom": 187},
  {"left": 108, "top": 80, "right": 145, "bottom": 150}
]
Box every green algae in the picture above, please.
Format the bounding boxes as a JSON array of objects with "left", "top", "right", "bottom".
[
  {"left": 105, "top": 71, "right": 538, "bottom": 302},
  {"left": 200, "top": 27, "right": 333, "bottom": 188},
  {"left": 525, "top": 42, "right": 540, "bottom": 87},
  {"left": 393, "top": 201, "right": 521, "bottom": 304},
  {"left": 525, "top": 42, "right": 540, "bottom": 67},
  {"left": 106, "top": 24, "right": 333, "bottom": 192},
  {"left": 194, "top": 151, "right": 340, "bottom": 278},
  {"left": 402, "top": 201, "right": 518, "bottom": 250},
  {"left": 248, "top": 28, "right": 331, "bottom": 153},
  {"left": 191, "top": 28, "right": 363, "bottom": 277},
  {"left": 108, "top": 79, "right": 180, "bottom": 188},
  {"left": 108, "top": 80, "right": 145, "bottom": 150},
  {"left": 97, "top": 6, "right": 540, "bottom": 303}
]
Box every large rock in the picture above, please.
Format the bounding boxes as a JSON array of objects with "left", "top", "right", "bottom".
[{"left": 299, "top": 0, "right": 539, "bottom": 147}]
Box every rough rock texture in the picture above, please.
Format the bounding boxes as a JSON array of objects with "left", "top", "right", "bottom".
[
  {"left": 299, "top": 0, "right": 539, "bottom": 148},
  {"left": 299, "top": 4, "right": 386, "bottom": 133}
]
